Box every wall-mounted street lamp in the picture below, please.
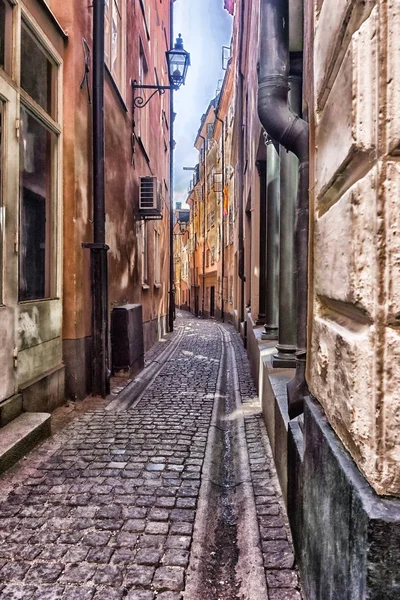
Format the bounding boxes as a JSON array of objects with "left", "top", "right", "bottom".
[{"left": 132, "top": 34, "right": 190, "bottom": 109}]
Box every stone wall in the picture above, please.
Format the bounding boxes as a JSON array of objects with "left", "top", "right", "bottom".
[{"left": 309, "top": 0, "right": 400, "bottom": 496}]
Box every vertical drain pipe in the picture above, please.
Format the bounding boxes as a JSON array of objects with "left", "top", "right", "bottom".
[
  {"left": 257, "top": 0, "right": 309, "bottom": 417},
  {"left": 262, "top": 137, "right": 280, "bottom": 340},
  {"left": 168, "top": 0, "right": 175, "bottom": 332},
  {"left": 215, "top": 114, "right": 225, "bottom": 322},
  {"left": 85, "top": 0, "right": 110, "bottom": 397},
  {"left": 273, "top": 56, "right": 303, "bottom": 367},
  {"left": 199, "top": 134, "right": 206, "bottom": 317}
]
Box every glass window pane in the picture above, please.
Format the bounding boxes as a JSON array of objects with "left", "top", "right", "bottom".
[
  {"left": 111, "top": 0, "right": 122, "bottom": 84},
  {"left": 104, "top": 0, "right": 111, "bottom": 67},
  {"left": 21, "top": 23, "right": 54, "bottom": 116},
  {"left": 0, "top": 0, "right": 13, "bottom": 75},
  {"left": 19, "top": 107, "right": 55, "bottom": 301}
]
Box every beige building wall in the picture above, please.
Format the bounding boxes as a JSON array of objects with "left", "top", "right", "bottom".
[{"left": 308, "top": 0, "right": 400, "bottom": 496}]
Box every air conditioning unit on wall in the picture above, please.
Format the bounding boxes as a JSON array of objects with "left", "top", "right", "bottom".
[{"left": 138, "top": 176, "right": 162, "bottom": 220}]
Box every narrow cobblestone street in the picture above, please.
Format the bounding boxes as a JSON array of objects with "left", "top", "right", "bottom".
[{"left": 0, "top": 315, "right": 301, "bottom": 600}]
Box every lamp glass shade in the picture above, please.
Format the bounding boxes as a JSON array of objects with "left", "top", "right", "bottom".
[{"left": 166, "top": 34, "right": 190, "bottom": 89}]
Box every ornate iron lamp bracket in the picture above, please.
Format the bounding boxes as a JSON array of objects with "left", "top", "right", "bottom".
[{"left": 132, "top": 80, "right": 176, "bottom": 110}]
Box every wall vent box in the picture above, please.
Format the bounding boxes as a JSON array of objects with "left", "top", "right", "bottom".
[
  {"left": 111, "top": 304, "right": 144, "bottom": 378},
  {"left": 138, "top": 176, "right": 162, "bottom": 219}
]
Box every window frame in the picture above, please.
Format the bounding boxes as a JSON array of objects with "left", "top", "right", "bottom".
[
  {"left": 154, "top": 228, "right": 161, "bottom": 286},
  {"left": 141, "top": 221, "right": 149, "bottom": 288},
  {"left": 105, "top": 0, "right": 126, "bottom": 95},
  {"left": 18, "top": 7, "right": 63, "bottom": 303}
]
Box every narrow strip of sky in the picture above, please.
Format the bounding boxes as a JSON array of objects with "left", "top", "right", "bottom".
[{"left": 173, "top": 0, "right": 233, "bottom": 207}]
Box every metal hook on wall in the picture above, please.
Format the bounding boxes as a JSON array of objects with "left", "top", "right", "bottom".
[{"left": 80, "top": 38, "right": 92, "bottom": 104}]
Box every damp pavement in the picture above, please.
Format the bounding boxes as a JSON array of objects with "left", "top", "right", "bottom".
[{"left": 0, "top": 314, "right": 302, "bottom": 600}]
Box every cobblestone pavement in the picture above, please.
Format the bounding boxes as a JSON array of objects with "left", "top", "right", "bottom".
[{"left": 0, "top": 314, "right": 301, "bottom": 599}]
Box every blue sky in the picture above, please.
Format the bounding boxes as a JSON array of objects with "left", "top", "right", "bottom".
[{"left": 173, "top": 0, "right": 233, "bottom": 207}]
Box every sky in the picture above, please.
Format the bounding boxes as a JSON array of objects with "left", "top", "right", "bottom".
[{"left": 173, "top": 0, "right": 233, "bottom": 207}]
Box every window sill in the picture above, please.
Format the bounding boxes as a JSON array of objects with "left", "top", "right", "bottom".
[
  {"left": 154, "top": 283, "right": 162, "bottom": 289},
  {"left": 142, "top": 284, "right": 150, "bottom": 290},
  {"left": 105, "top": 64, "right": 128, "bottom": 113}
]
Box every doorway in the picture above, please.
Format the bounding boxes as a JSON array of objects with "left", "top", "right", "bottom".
[{"left": 210, "top": 286, "right": 215, "bottom": 318}]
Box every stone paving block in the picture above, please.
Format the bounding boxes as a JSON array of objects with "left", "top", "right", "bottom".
[
  {"left": 134, "top": 547, "right": 163, "bottom": 565},
  {"left": 0, "top": 561, "right": 31, "bottom": 580},
  {"left": 157, "top": 593, "right": 182, "bottom": 600},
  {"left": 266, "top": 569, "right": 299, "bottom": 588},
  {"left": 162, "top": 549, "right": 189, "bottom": 567},
  {"left": 1, "top": 583, "right": 38, "bottom": 599},
  {"left": 139, "top": 534, "right": 166, "bottom": 549},
  {"left": 145, "top": 521, "right": 169, "bottom": 535},
  {"left": 93, "top": 588, "right": 124, "bottom": 600},
  {"left": 32, "top": 586, "right": 65, "bottom": 599},
  {"left": 93, "top": 564, "right": 123, "bottom": 586},
  {"left": 62, "top": 586, "right": 95, "bottom": 599},
  {"left": 125, "top": 564, "right": 155, "bottom": 586},
  {"left": 87, "top": 546, "right": 114, "bottom": 563},
  {"left": 152, "top": 566, "right": 185, "bottom": 591},
  {"left": 61, "top": 563, "right": 96, "bottom": 584},
  {"left": 165, "top": 535, "right": 191, "bottom": 550},
  {"left": 169, "top": 522, "right": 193, "bottom": 536},
  {"left": 126, "top": 591, "right": 154, "bottom": 600},
  {"left": 25, "top": 563, "right": 64, "bottom": 583}
]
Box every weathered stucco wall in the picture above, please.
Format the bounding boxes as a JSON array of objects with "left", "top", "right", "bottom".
[
  {"left": 309, "top": 0, "right": 400, "bottom": 496},
  {"left": 52, "top": 0, "right": 171, "bottom": 395}
]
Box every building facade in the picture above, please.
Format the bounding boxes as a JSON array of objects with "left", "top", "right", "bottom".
[
  {"left": 0, "top": 0, "right": 173, "bottom": 465},
  {"left": 0, "top": 0, "right": 66, "bottom": 429},
  {"left": 178, "top": 0, "right": 400, "bottom": 595},
  {"left": 53, "top": 0, "right": 173, "bottom": 400}
]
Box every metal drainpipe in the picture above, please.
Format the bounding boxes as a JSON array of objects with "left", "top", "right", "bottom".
[
  {"left": 258, "top": 0, "right": 309, "bottom": 418},
  {"left": 255, "top": 158, "right": 267, "bottom": 325},
  {"left": 215, "top": 114, "right": 225, "bottom": 322},
  {"left": 273, "top": 55, "right": 303, "bottom": 368},
  {"left": 84, "top": 0, "right": 110, "bottom": 398},
  {"left": 168, "top": 0, "right": 175, "bottom": 332},
  {"left": 199, "top": 134, "right": 206, "bottom": 317},
  {"left": 262, "top": 137, "right": 280, "bottom": 340}
]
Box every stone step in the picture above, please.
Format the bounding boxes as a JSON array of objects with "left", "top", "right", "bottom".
[
  {"left": 0, "top": 394, "right": 23, "bottom": 427},
  {"left": 0, "top": 412, "right": 51, "bottom": 475}
]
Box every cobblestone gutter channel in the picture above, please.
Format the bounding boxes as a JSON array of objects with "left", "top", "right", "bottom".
[{"left": 185, "top": 326, "right": 268, "bottom": 599}]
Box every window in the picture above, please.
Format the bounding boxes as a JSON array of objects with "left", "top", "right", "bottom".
[
  {"left": 0, "top": 0, "right": 13, "bottom": 75},
  {"left": 105, "top": 0, "right": 124, "bottom": 89},
  {"left": 21, "top": 22, "right": 56, "bottom": 117},
  {"left": 137, "top": 40, "right": 149, "bottom": 149},
  {"left": 141, "top": 221, "right": 148, "bottom": 286},
  {"left": 154, "top": 229, "right": 161, "bottom": 285},
  {"left": 19, "top": 24, "right": 59, "bottom": 302},
  {"left": 19, "top": 108, "right": 56, "bottom": 301}
]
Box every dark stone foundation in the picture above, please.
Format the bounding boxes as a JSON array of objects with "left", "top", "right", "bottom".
[{"left": 295, "top": 397, "right": 400, "bottom": 600}]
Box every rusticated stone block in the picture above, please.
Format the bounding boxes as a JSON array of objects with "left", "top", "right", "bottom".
[
  {"left": 309, "top": 316, "right": 377, "bottom": 480},
  {"left": 386, "top": 0, "right": 400, "bottom": 155},
  {"left": 316, "top": 7, "right": 377, "bottom": 207},
  {"left": 314, "top": 169, "right": 377, "bottom": 316},
  {"left": 384, "top": 162, "right": 400, "bottom": 324},
  {"left": 314, "top": 0, "right": 376, "bottom": 109},
  {"left": 381, "top": 327, "right": 400, "bottom": 496}
]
